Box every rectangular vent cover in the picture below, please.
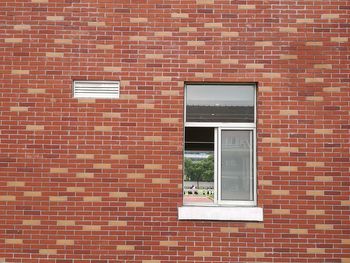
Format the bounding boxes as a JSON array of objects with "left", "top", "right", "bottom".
[{"left": 73, "top": 81, "right": 120, "bottom": 98}]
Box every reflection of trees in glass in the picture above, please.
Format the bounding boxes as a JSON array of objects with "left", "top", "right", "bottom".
[{"left": 184, "top": 155, "right": 214, "bottom": 187}]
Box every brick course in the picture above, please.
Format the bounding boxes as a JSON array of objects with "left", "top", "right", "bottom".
[{"left": 1, "top": 0, "right": 349, "bottom": 263}]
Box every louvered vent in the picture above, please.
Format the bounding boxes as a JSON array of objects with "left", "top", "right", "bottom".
[{"left": 73, "top": 81, "right": 120, "bottom": 98}]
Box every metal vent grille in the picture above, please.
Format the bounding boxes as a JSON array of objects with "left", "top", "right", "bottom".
[{"left": 73, "top": 81, "right": 120, "bottom": 98}]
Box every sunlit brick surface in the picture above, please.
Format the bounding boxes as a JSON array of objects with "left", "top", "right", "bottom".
[{"left": 1, "top": 0, "right": 349, "bottom": 262}]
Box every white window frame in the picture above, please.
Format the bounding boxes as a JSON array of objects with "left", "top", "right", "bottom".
[{"left": 183, "top": 84, "right": 257, "bottom": 207}]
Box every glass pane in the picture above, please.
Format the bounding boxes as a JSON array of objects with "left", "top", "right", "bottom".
[
  {"left": 186, "top": 84, "right": 255, "bottom": 123},
  {"left": 184, "top": 127, "right": 214, "bottom": 204},
  {"left": 221, "top": 130, "right": 253, "bottom": 201}
]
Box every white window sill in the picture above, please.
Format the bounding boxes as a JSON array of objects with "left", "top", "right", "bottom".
[{"left": 178, "top": 206, "right": 263, "bottom": 221}]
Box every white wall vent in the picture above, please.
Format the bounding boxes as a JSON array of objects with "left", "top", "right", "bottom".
[{"left": 73, "top": 80, "right": 120, "bottom": 99}]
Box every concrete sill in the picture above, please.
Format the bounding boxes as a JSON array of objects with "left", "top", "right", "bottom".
[{"left": 178, "top": 206, "right": 263, "bottom": 221}]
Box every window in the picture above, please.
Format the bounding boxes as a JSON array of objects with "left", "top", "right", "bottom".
[
  {"left": 73, "top": 80, "right": 120, "bottom": 98},
  {"left": 179, "top": 84, "right": 262, "bottom": 221}
]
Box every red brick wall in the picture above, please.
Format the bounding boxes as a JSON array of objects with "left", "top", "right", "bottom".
[{"left": 1, "top": 0, "right": 349, "bottom": 262}]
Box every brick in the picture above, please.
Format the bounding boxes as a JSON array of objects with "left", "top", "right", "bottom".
[
  {"left": 109, "top": 192, "right": 128, "bottom": 198},
  {"left": 220, "top": 227, "right": 239, "bottom": 233},
  {"left": 5, "top": 239, "right": 23, "bottom": 244},
  {"left": 238, "top": 5, "right": 256, "bottom": 10},
  {"left": 262, "top": 137, "right": 281, "bottom": 143},
  {"left": 306, "top": 42, "right": 323, "bottom": 46},
  {"left": 130, "top": 17, "right": 148, "bottom": 23},
  {"left": 109, "top": 220, "right": 127, "bottom": 226},
  {"left": 221, "top": 59, "right": 239, "bottom": 64},
  {"left": 76, "top": 154, "right": 94, "bottom": 159},
  {"left": 315, "top": 176, "right": 333, "bottom": 182},
  {"left": 194, "top": 251, "right": 212, "bottom": 257},
  {"left": 342, "top": 239, "right": 350, "bottom": 245},
  {"left": 221, "top": 32, "right": 239, "bottom": 37},
  {"left": 314, "top": 64, "right": 332, "bottom": 69},
  {"left": 315, "top": 224, "right": 333, "bottom": 230},
  {"left": 94, "top": 126, "right": 113, "bottom": 132},
  {"left": 103, "top": 112, "right": 121, "bottom": 118},
  {"left": 137, "top": 103, "right": 154, "bottom": 109},
  {"left": 117, "top": 245, "right": 135, "bottom": 251},
  {"left": 47, "top": 16, "right": 64, "bottom": 21},
  {"left": 126, "top": 202, "right": 144, "bottom": 207},
  {"left": 321, "top": 14, "right": 339, "bottom": 19},
  {"left": 23, "top": 220, "right": 41, "bottom": 225},
  {"left": 10, "top": 106, "right": 28, "bottom": 112},
  {"left": 152, "top": 178, "right": 170, "bottom": 184},
  {"left": 14, "top": 24, "right": 31, "bottom": 30},
  {"left": 255, "top": 41, "right": 272, "bottom": 46},
  {"left": 159, "top": 241, "right": 178, "bottom": 246},
  {"left": 93, "top": 163, "right": 111, "bottom": 169},
  {"left": 27, "top": 88, "right": 46, "bottom": 94},
  {"left": 179, "top": 27, "right": 197, "bottom": 33},
  {"left": 315, "top": 129, "right": 333, "bottom": 134},
  {"left": 46, "top": 52, "right": 64, "bottom": 58},
  {"left": 196, "top": 0, "right": 214, "bottom": 3},
  {"left": 12, "top": 70, "right": 29, "bottom": 75},
  {"left": 246, "top": 63, "right": 264, "bottom": 69},
  {"left": 7, "top": 181, "right": 25, "bottom": 187},
  {"left": 88, "top": 21, "right": 106, "bottom": 27},
  {"left": 144, "top": 136, "right": 162, "bottom": 142},
  {"left": 187, "top": 59, "right": 205, "bottom": 64},
  {"left": 246, "top": 252, "right": 265, "bottom": 257},
  {"left": 144, "top": 164, "right": 162, "bottom": 170},
  {"left": 246, "top": 223, "right": 264, "bottom": 229},
  {"left": 271, "top": 190, "right": 290, "bottom": 195},
  {"left": 342, "top": 259, "right": 350, "bottom": 263},
  {"left": 161, "top": 118, "right": 179, "bottom": 123},
  {"left": 154, "top": 32, "right": 172, "bottom": 37},
  {"left": 161, "top": 90, "right": 179, "bottom": 96},
  {"left": 306, "top": 190, "right": 324, "bottom": 196},
  {"left": 195, "top": 72, "right": 213, "bottom": 78},
  {"left": 145, "top": 54, "right": 164, "bottom": 59},
  {"left": 104, "top": 67, "right": 121, "bottom": 72},
  {"left": 279, "top": 27, "right": 297, "bottom": 33},
  {"left": 49, "top": 196, "right": 67, "bottom": 202},
  {"left": 307, "top": 248, "right": 325, "bottom": 254},
  {"left": 83, "top": 196, "right": 102, "bottom": 202},
  {"left": 66, "top": 187, "right": 85, "bottom": 192},
  {"left": 96, "top": 44, "right": 114, "bottom": 50},
  {"left": 127, "top": 173, "right": 145, "bottom": 179},
  {"left": 82, "top": 225, "right": 101, "bottom": 231},
  {"left": 57, "top": 220, "right": 75, "bottom": 226},
  {"left": 305, "top": 78, "right": 324, "bottom": 83},
  {"left": 280, "top": 147, "right": 298, "bottom": 152},
  {"left": 130, "top": 36, "right": 148, "bottom": 41},
  {"left": 153, "top": 76, "right": 172, "bottom": 82},
  {"left": 56, "top": 239, "right": 74, "bottom": 245},
  {"left": 204, "top": 23, "right": 222, "bottom": 28},
  {"left": 24, "top": 191, "right": 42, "bottom": 197},
  {"left": 307, "top": 210, "right": 325, "bottom": 215},
  {"left": 296, "top": 19, "right": 314, "bottom": 23},
  {"left": 280, "top": 110, "right": 298, "bottom": 115},
  {"left": 171, "top": 13, "right": 189, "bottom": 18},
  {"left": 39, "top": 249, "right": 57, "bottom": 255},
  {"left": 331, "top": 37, "right": 348, "bottom": 43},
  {"left": 50, "top": 168, "right": 68, "bottom": 173},
  {"left": 263, "top": 73, "right": 281, "bottom": 78},
  {"left": 290, "top": 229, "right": 308, "bottom": 234},
  {"left": 26, "top": 125, "right": 44, "bottom": 131},
  {"left": 5, "top": 38, "right": 23, "bottom": 43},
  {"left": 31, "top": 0, "right": 48, "bottom": 2},
  {"left": 280, "top": 54, "right": 297, "bottom": 59},
  {"left": 142, "top": 261, "right": 160, "bottom": 263},
  {"left": 306, "top": 162, "right": 325, "bottom": 167},
  {"left": 271, "top": 209, "right": 290, "bottom": 215},
  {"left": 259, "top": 180, "right": 272, "bottom": 186},
  {"left": 0, "top": 195, "right": 16, "bottom": 201},
  {"left": 111, "top": 154, "right": 128, "bottom": 160},
  {"left": 306, "top": 96, "right": 324, "bottom": 101},
  {"left": 54, "top": 39, "right": 72, "bottom": 44},
  {"left": 76, "top": 173, "right": 94, "bottom": 178}
]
